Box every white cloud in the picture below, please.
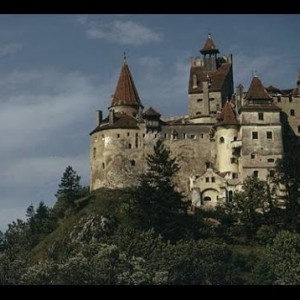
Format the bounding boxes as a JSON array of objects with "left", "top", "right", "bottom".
[
  {"left": 0, "top": 43, "right": 22, "bottom": 57},
  {"left": 80, "top": 17, "right": 163, "bottom": 46}
]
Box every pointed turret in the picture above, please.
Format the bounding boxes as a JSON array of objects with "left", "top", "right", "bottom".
[
  {"left": 109, "top": 59, "right": 143, "bottom": 117},
  {"left": 200, "top": 33, "right": 219, "bottom": 55},
  {"left": 218, "top": 101, "right": 238, "bottom": 125},
  {"left": 245, "top": 76, "right": 272, "bottom": 101}
]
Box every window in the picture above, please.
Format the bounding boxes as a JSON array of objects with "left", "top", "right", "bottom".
[
  {"left": 131, "top": 160, "right": 135, "bottom": 166},
  {"left": 117, "top": 133, "right": 120, "bottom": 138},
  {"left": 298, "top": 126, "right": 300, "bottom": 133},
  {"left": 268, "top": 158, "right": 275, "bottom": 163},
  {"left": 228, "top": 191, "right": 233, "bottom": 202},
  {"left": 190, "top": 134, "right": 196, "bottom": 139},
  {"left": 219, "top": 137, "right": 224, "bottom": 143},
  {"left": 128, "top": 143, "right": 132, "bottom": 149},
  {"left": 196, "top": 111, "right": 201, "bottom": 115},
  {"left": 183, "top": 133, "right": 187, "bottom": 139},
  {"left": 232, "top": 173, "right": 238, "bottom": 179},
  {"left": 258, "top": 112, "right": 264, "bottom": 120},
  {"left": 142, "top": 134, "right": 145, "bottom": 138},
  {"left": 205, "top": 177, "right": 209, "bottom": 183},
  {"left": 253, "top": 171, "right": 259, "bottom": 178},
  {"left": 135, "top": 133, "right": 138, "bottom": 148},
  {"left": 200, "top": 133, "right": 204, "bottom": 138},
  {"left": 251, "top": 153, "right": 256, "bottom": 159},
  {"left": 102, "top": 162, "right": 105, "bottom": 169},
  {"left": 291, "top": 109, "right": 295, "bottom": 116},
  {"left": 266, "top": 131, "right": 273, "bottom": 139},
  {"left": 277, "top": 96, "right": 281, "bottom": 103},
  {"left": 127, "top": 132, "right": 130, "bottom": 136},
  {"left": 289, "top": 96, "right": 293, "bottom": 103},
  {"left": 93, "top": 147, "right": 96, "bottom": 159},
  {"left": 204, "top": 196, "right": 211, "bottom": 201},
  {"left": 164, "top": 133, "right": 168, "bottom": 139},
  {"left": 231, "top": 157, "right": 237, "bottom": 164},
  {"left": 197, "top": 98, "right": 202, "bottom": 102},
  {"left": 252, "top": 132, "right": 258, "bottom": 139},
  {"left": 209, "top": 98, "right": 215, "bottom": 101},
  {"left": 233, "top": 136, "right": 238, "bottom": 141},
  {"left": 269, "top": 170, "right": 275, "bottom": 177},
  {"left": 212, "top": 177, "right": 215, "bottom": 183}
]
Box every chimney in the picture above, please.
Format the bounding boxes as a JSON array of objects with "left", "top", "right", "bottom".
[
  {"left": 96, "top": 110, "right": 102, "bottom": 126},
  {"left": 109, "top": 109, "right": 114, "bottom": 125}
]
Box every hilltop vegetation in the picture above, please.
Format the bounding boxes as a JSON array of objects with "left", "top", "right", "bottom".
[{"left": 1, "top": 140, "right": 300, "bottom": 285}]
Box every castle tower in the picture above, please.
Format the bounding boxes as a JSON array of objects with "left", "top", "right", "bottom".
[
  {"left": 215, "top": 100, "right": 240, "bottom": 176},
  {"left": 89, "top": 59, "right": 146, "bottom": 191},
  {"left": 240, "top": 75, "right": 283, "bottom": 182},
  {"left": 109, "top": 59, "right": 144, "bottom": 117},
  {"left": 200, "top": 33, "right": 219, "bottom": 72},
  {"left": 188, "top": 34, "right": 234, "bottom": 120}
]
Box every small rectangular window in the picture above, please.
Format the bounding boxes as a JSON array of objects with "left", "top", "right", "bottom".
[
  {"left": 298, "top": 126, "right": 300, "bottom": 133},
  {"left": 291, "top": 109, "right": 295, "bottom": 116},
  {"left": 266, "top": 131, "right": 273, "bottom": 139},
  {"left": 251, "top": 153, "right": 255, "bottom": 159},
  {"left": 258, "top": 112, "right": 264, "bottom": 120},
  {"left": 205, "top": 177, "right": 209, "bottom": 183},
  {"left": 212, "top": 177, "right": 215, "bottom": 183},
  {"left": 117, "top": 134, "right": 120, "bottom": 138},
  {"left": 277, "top": 96, "right": 281, "bottom": 103},
  {"left": 127, "top": 132, "right": 130, "bottom": 136},
  {"left": 253, "top": 171, "right": 258, "bottom": 178},
  {"left": 268, "top": 158, "right": 275, "bottom": 163},
  {"left": 93, "top": 147, "right": 96, "bottom": 158},
  {"left": 232, "top": 173, "right": 238, "bottom": 179},
  {"left": 269, "top": 170, "right": 275, "bottom": 177},
  {"left": 252, "top": 132, "right": 258, "bottom": 139}
]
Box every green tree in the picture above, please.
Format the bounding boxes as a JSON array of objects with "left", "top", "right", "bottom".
[
  {"left": 56, "top": 166, "right": 82, "bottom": 203},
  {"left": 230, "top": 176, "right": 271, "bottom": 239},
  {"left": 266, "top": 230, "right": 300, "bottom": 284},
  {"left": 132, "top": 139, "right": 189, "bottom": 241}
]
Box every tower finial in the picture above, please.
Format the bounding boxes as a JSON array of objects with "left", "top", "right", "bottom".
[
  {"left": 123, "top": 51, "right": 127, "bottom": 64},
  {"left": 252, "top": 69, "right": 257, "bottom": 78}
]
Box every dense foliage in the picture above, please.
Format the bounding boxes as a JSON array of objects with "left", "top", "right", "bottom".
[{"left": 1, "top": 138, "right": 300, "bottom": 285}]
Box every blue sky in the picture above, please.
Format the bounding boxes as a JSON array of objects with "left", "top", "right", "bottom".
[{"left": 0, "top": 14, "right": 299, "bottom": 230}]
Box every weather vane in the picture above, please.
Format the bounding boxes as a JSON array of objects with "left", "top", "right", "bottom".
[{"left": 123, "top": 51, "right": 127, "bottom": 63}]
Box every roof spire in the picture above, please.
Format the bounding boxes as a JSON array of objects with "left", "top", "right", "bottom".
[
  {"left": 200, "top": 33, "right": 219, "bottom": 55},
  {"left": 123, "top": 51, "right": 127, "bottom": 64}
]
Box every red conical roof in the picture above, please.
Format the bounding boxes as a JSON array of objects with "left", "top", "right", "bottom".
[
  {"left": 218, "top": 101, "right": 238, "bottom": 125},
  {"left": 245, "top": 76, "right": 272, "bottom": 100},
  {"left": 111, "top": 63, "right": 143, "bottom": 107},
  {"left": 200, "top": 34, "right": 219, "bottom": 55}
]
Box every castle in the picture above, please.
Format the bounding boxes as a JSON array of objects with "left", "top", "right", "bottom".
[{"left": 90, "top": 34, "right": 300, "bottom": 209}]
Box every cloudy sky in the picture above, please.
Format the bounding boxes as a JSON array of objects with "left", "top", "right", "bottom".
[{"left": 0, "top": 14, "right": 299, "bottom": 230}]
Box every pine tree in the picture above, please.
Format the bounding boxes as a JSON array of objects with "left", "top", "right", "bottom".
[
  {"left": 132, "top": 139, "right": 189, "bottom": 241},
  {"left": 55, "top": 166, "right": 82, "bottom": 204}
]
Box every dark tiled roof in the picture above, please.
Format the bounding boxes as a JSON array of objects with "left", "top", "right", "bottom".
[
  {"left": 90, "top": 112, "right": 139, "bottom": 135},
  {"left": 143, "top": 107, "right": 161, "bottom": 117},
  {"left": 218, "top": 101, "right": 238, "bottom": 125},
  {"left": 266, "top": 85, "right": 283, "bottom": 95},
  {"left": 189, "top": 63, "right": 232, "bottom": 93},
  {"left": 245, "top": 76, "right": 272, "bottom": 100},
  {"left": 111, "top": 63, "right": 143, "bottom": 108},
  {"left": 200, "top": 35, "right": 219, "bottom": 54},
  {"left": 281, "top": 88, "right": 294, "bottom": 95},
  {"left": 240, "top": 104, "right": 281, "bottom": 112}
]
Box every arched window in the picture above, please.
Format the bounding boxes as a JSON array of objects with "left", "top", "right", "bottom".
[
  {"left": 219, "top": 137, "right": 224, "bottom": 143},
  {"left": 204, "top": 196, "right": 211, "bottom": 201}
]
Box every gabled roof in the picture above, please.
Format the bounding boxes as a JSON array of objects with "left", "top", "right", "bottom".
[
  {"left": 111, "top": 63, "right": 143, "bottom": 108},
  {"left": 200, "top": 34, "right": 219, "bottom": 55},
  {"left": 266, "top": 85, "right": 283, "bottom": 95},
  {"left": 245, "top": 76, "right": 272, "bottom": 100},
  {"left": 218, "top": 101, "right": 238, "bottom": 125},
  {"left": 189, "top": 63, "right": 232, "bottom": 93},
  {"left": 143, "top": 107, "right": 161, "bottom": 118},
  {"left": 90, "top": 112, "right": 139, "bottom": 135}
]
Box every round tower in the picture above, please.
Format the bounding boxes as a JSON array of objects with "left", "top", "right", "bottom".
[
  {"left": 215, "top": 101, "right": 239, "bottom": 175},
  {"left": 90, "top": 59, "right": 145, "bottom": 191}
]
